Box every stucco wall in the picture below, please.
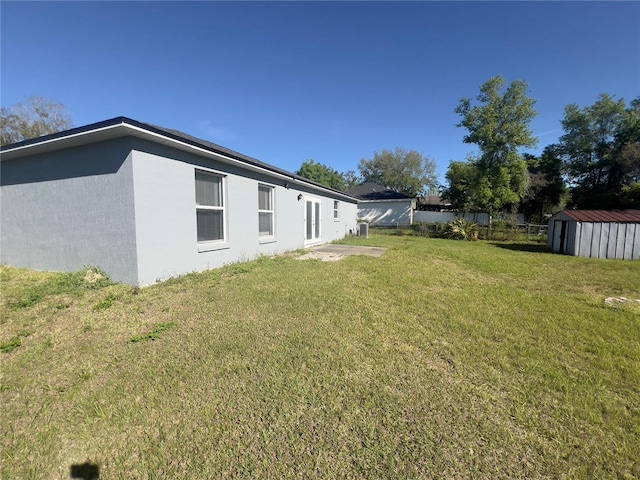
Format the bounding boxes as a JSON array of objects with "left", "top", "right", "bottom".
[
  {"left": 0, "top": 138, "right": 139, "bottom": 284},
  {"left": 1, "top": 136, "right": 357, "bottom": 286},
  {"left": 129, "top": 140, "right": 357, "bottom": 285},
  {"left": 358, "top": 201, "right": 413, "bottom": 226}
]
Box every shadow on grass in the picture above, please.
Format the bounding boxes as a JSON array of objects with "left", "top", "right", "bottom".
[
  {"left": 490, "top": 242, "right": 549, "bottom": 253},
  {"left": 70, "top": 462, "right": 99, "bottom": 479}
]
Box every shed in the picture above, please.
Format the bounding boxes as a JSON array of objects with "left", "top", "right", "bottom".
[
  {"left": 345, "top": 183, "right": 416, "bottom": 226},
  {"left": 0, "top": 117, "right": 358, "bottom": 285},
  {"left": 547, "top": 210, "right": 640, "bottom": 260}
]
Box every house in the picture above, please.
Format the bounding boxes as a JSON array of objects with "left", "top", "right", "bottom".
[
  {"left": 547, "top": 210, "right": 640, "bottom": 260},
  {"left": 415, "top": 195, "right": 454, "bottom": 212},
  {"left": 0, "top": 117, "right": 358, "bottom": 285},
  {"left": 346, "top": 183, "right": 416, "bottom": 226}
]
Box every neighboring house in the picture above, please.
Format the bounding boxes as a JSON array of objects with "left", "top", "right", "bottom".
[
  {"left": 346, "top": 183, "right": 416, "bottom": 226},
  {"left": 1, "top": 117, "right": 358, "bottom": 286},
  {"left": 415, "top": 195, "right": 454, "bottom": 212},
  {"left": 547, "top": 210, "right": 640, "bottom": 260}
]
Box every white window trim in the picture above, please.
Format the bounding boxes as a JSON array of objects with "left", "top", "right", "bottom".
[
  {"left": 333, "top": 200, "right": 340, "bottom": 222},
  {"left": 195, "top": 168, "right": 228, "bottom": 248},
  {"left": 258, "top": 183, "right": 276, "bottom": 242}
]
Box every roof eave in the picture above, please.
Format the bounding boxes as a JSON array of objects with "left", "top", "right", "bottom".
[
  {"left": 357, "top": 198, "right": 415, "bottom": 203},
  {"left": 0, "top": 117, "right": 357, "bottom": 203}
]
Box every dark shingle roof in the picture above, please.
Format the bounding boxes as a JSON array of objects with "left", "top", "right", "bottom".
[
  {"left": 346, "top": 183, "right": 413, "bottom": 200},
  {"left": 1, "top": 116, "right": 356, "bottom": 201},
  {"left": 562, "top": 210, "right": 640, "bottom": 223}
]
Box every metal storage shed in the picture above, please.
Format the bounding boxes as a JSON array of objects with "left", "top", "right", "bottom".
[{"left": 547, "top": 210, "right": 640, "bottom": 260}]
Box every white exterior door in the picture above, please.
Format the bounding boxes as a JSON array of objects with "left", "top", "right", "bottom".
[{"left": 304, "top": 197, "right": 321, "bottom": 245}]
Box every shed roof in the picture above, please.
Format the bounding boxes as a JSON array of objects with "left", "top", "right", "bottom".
[
  {"left": 560, "top": 210, "right": 640, "bottom": 223},
  {"left": 0, "top": 116, "right": 357, "bottom": 202},
  {"left": 346, "top": 183, "right": 414, "bottom": 201}
]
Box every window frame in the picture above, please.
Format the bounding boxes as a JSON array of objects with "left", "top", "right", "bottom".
[
  {"left": 195, "top": 169, "right": 227, "bottom": 249},
  {"left": 333, "top": 200, "right": 340, "bottom": 221},
  {"left": 258, "top": 183, "right": 276, "bottom": 241}
]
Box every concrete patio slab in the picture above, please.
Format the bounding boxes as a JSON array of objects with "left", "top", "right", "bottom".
[{"left": 296, "top": 244, "right": 387, "bottom": 261}]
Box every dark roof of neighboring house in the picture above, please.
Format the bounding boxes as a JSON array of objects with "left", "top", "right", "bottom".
[
  {"left": 0, "top": 116, "right": 356, "bottom": 202},
  {"left": 561, "top": 210, "right": 640, "bottom": 223},
  {"left": 416, "top": 195, "right": 450, "bottom": 206},
  {"left": 346, "top": 183, "right": 414, "bottom": 200}
]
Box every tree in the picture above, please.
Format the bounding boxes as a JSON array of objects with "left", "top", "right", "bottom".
[
  {"left": 520, "top": 147, "right": 567, "bottom": 223},
  {"left": 295, "top": 159, "right": 346, "bottom": 191},
  {"left": 358, "top": 147, "right": 437, "bottom": 197},
  {"left": 557, "top": 94, "right": 640, "bottom": 209},
  {"left": 342, "top": 170, "right": 361, "bottom": 190},
  {"left": 440, "top": 158, "right": 480, "bottom": 212},
  {"left": 453, "top": 76, "right": 538, "bottom": 234},
  {"left": 620, "top": 182, "right": 640, "bottom": 208},
  {"left": 1, "top": 95, "right": 73, "bottom": 146}
]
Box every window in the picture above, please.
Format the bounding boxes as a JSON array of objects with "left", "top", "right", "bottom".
[
  {"left": 195, "top": 170, "right": 224, "bottom": 242},
  {"left": 258, "top": 184, "right": 274, "bottom": 237},
  {"left": 333, "top": 200, "right": 339, "bottom": 220}
]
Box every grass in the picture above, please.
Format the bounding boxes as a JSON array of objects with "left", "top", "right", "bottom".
[
  {"left": 129, "top": 322, "right": 177, "bottom": 343},
  {"left": 1, "top": 235, "right": 639, "bottom": 479}
]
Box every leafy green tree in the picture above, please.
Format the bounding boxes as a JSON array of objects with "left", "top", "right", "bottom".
[
  {"left": 295, "top": 159, "right": 346, "bottom": 191},
  {"left": 620, "top": 182, "right": 640, "bottom": 208},
  {"left": 520, "top": 147, "right": 567, "bottom": 223},
  {"left": 441, "top": 158, "right": 480, "bottom": 212},
  {"left": 1, "top": 95, "right": 73, "bottom": 146},
  {"left": 558, "top": 94, "right": 640, "bottom": 208},
  {"left": 342, "top": 170, "right": 361, "bottom": 190},
  {"left": 358, "top": 147, "right": 437, "bottom": 197},
  {"left": 453, "top": 76, "right": 538, "bottom": 234}
]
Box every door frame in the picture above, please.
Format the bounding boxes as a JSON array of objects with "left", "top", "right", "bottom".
[
  {"left": 552, "top": 219, "right": 569, "bottom": 254},
  {"left": 304, "top": 196, "right": 322, "bottom": 245}
]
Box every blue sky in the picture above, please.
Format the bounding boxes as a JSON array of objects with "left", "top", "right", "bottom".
[{"left": 2, "top": 1, "right": 638, "bottom": 184}]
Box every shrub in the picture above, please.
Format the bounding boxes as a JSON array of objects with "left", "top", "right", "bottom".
[
  {"left": 411, "top": 222, "right": 430, "bottom": 237},
  {"left": 444, "top": 218, "right": 479, "bottom": 241}
]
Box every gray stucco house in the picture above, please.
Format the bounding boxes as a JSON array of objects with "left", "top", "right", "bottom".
[
  {"left": 1, "top": 117, "right": 358, "bottom": 285},
  {"left": 346, "top": 183, "right": 416, "bottom": 226}
]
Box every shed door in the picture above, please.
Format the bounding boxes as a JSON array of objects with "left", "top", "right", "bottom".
[
  {"left": 560, "top": 221, "right": 569, "bottom": 253},
  {"left": 552, "top": 220, "right": 569, "bottom": 254}
]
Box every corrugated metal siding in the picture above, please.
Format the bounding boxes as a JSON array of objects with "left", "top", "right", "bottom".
[
  {"left": 625, "top": 223, "right": 639, "bottom": 260},
  {"left": 614, "top": 223, "right": 625, "bottom": 258},
  {"left": 574, "top": 222, "right": 639, "bottom": 260},
  {"left": 577, "top": 222, "right": 590, "bottom": 257},
  {"left": 550, "top": 217, "right": 640, "bottom": 260}
]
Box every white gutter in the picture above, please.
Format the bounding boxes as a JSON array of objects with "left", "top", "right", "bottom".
[
  {"left": 123, "top": 123, "right": 294, "bottom": 182},
  {"left": 126, "top": 124, "right": 356, "bottom": 202},
  {"left": 357, "top": 198, "right": 415, "bottom": 203},
  {"left": 2, "top": 120, "right": 357, "bottom": 203},
  {"left": 1, "top": 123, "right": 124, "bottom": 155}
]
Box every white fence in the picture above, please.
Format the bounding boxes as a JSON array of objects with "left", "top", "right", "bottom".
[{"left": 413, "top": 211, "right": 525, "bottom": 226}]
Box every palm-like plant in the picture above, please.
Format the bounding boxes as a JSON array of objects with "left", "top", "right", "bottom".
[{"left": 444, "top": 218, "right": 479, "bottom": 241}]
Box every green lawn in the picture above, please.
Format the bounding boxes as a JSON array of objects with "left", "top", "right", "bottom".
[{"left": 2, "top": 234, "right": 639, "bottom": 479}]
